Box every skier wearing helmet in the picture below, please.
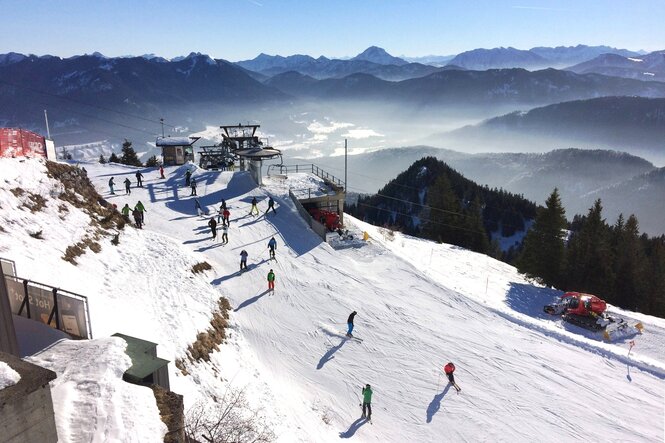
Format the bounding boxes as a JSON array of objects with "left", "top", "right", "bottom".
[
  {"left": 444, "top": 362, "right": 461, "bottom": 393},
  {"left": 361, "top": 384, "right": 373, "bottom": 420}
]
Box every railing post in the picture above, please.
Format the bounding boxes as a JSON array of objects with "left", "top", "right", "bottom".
[
  {"left": 47, "top": 288, "right": 60, "bottom": 330},
  {"left": 19, "top": 279, "right": 31, "bottom": 319}
]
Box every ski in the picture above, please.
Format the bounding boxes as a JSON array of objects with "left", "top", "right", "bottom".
[{"left": 344, "top": 334, "right": 363, "bottom": 342}]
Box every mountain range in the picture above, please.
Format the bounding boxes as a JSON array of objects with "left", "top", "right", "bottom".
[
  {"left": 440, "top": 96, "right": 665, "bottom": 159},
  {"left": 236, "top": 45, "right": 645, "bottom": 78},
  {"left": 567, "top": 50, "right": 665, "bottom": 82}
]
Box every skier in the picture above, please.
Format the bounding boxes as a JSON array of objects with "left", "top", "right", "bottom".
[
  {"left": 240, "top": 250, "right": 248, "bottom": 271},
  {"left": 268, "top": 237, "right": 277, "bottom": 259},
  {"left": 220, "top": 223, "right": 228, "bottom": 244},
  {"left": 222, "top": 208, "right": 230, "bottom": 226},
  {"left": 134, "top": 200, "right": 146, "bottom": 225},
  {"left": 132, "top": 207, "right": 142, "bottom": 229},
  {"left": 108, "top": 177, "right": 115, "bottom": 195},
  {"left": 135, "top": 171, "right": 144, "bottom": 187},
  {"left": 208, "top": 217, "right": 217, "bottom": 241},
  {"left": 190, "top": 177, "right": 197, "bottom": 196},
  {"left": 267, "top": 269, "right": 275, "bottom": 291},
  {"left": 185, "top": 169, "right": 192, "bottom": 187},
  {"left": 217, "top": 203, "right": 225, "bottom": 223},
  {"left": 265, "top": 196, "right": 277, "bottom": 215},
  {"left": 194, "top": 198, "right": 204, "bottom": 216},
  {"left": 361, "top": 384, "right": 373, "bottom": 420},
  {"left": 124, "top": 177, "right": 131, "bottom": 195},
  {"left": 444, "top": 362, "right": 461, "bottom": 393},
  {"left": 249, "top": 196, "right": 259, "bottom": 216},
  {"left": 347, "top": 311, "right": 357, "bottom": 337},
  {"left": 121, "top": 203, "right": 131, "bottom": 222},
  {"left": 159, "top": 165, "right": 165, "bottom": 179}
]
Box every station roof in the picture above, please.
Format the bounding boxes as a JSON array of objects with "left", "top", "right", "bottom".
[
  {"left": 235, "top": 147, "right": 282, "bottom": 160},
  {"left": 156, "top": 136, "right": 200, "bottom": 147}
]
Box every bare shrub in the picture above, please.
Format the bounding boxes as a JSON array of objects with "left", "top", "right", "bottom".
[
  {"left": 192, "top": 261, "right": 212, "bottom": 274},
  {"left": 23, "top": 193, "right": 47, "bottom": 212},
  {"left": 29, "top": 230, "right": 43, "bottom": 239},
  {"left": 111, "top": 234, "right": 120, "bottom": 246},
  {"left": 10, "top": 187, "right": 24, "bottom": 197},
  {"left": 185, "top": 388, "right": 275, "bottom": 443}
]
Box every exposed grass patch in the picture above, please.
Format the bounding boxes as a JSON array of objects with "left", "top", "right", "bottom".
[
  {"left": 63, "top": 243, "right": 85, "bottom": 264},
  {"left": 22, "top": 192, "right": 48, "bottom": 212},
  {"left": 46, "top": 161, "right": 125, "bottom": 232},
  {"left": 191, "top": 261, "right": 212, "bottom": 274},
  {"left": 10, "top": 187, "right": 24, "bottom": 197},
  {"left": 176, "top": 298, "right": 231, "bottom": 375}
]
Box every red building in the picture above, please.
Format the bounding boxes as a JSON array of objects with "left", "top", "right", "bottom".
[{"left": 0, "top": 128, "right": 49, "bottom": 158}]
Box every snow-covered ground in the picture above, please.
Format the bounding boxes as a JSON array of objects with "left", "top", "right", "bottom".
[
  {"left": 1, "top": 158, "right": 664, "bottom": 442},
  {"left": 0, "top": 361, "right": 20, "bottom": 389}
]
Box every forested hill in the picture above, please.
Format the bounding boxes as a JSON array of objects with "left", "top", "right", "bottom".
[{"left": 345, "top": 157, "right": 537, "bottom": 255}]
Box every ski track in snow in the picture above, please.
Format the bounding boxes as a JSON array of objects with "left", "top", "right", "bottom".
[{"left": 1, "top": 158, "right": 664, "bottom": 442}]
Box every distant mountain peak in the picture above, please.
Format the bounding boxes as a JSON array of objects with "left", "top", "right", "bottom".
[{"left": 352, "top": 46, "right": 407, "bottom": 66}]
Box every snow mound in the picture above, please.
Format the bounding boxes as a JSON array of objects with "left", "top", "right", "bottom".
[{"left": 0, "top": 361, "right": 20, "bottom": 389}]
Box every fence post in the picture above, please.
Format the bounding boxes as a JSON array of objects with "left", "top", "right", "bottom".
[
  {"left": 47, "top": 288, "right": 60, "bottom": 330},
  {"left": 19, "top": 279, "right": 31, "bottom": 319}
]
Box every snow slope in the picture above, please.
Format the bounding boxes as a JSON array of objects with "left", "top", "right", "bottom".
[{"left": 1, "top": 158, "right": 664, "bottom": 442}]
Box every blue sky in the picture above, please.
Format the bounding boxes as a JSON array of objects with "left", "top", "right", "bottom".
[{"left": 2, "top": 0, "right": 663, "bottom": 60}]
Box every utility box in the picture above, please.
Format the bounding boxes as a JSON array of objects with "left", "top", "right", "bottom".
[
  {"left": 0, "top": 351, "right": 58, "bottom": 443},
  {"left": 113, "top": 333, "right": 170, "bottom": 390}
]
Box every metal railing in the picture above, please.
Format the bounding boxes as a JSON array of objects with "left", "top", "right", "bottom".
[
  {"left": 274, "top": 164, "right": 345, "bottom": 188},
  {"left": 3, "top": 273, "right": 92, "bottom": 340}
]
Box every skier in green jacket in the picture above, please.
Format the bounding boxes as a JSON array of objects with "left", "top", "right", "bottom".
[
  {"left": 134, "top": 201, "right": 146, "bottom": 225},
  {"left": 267, "top": 269, "right": 275, "bottom": 291},
  {"left": 361, "top": 384, "right": 373, "bottom": 420},
  {"left": 121, "top": 204, "right": 131, "bottom": 221}
]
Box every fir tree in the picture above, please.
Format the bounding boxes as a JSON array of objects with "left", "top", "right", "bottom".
[
  {"left": 516, "top": 188, "right": 567, "bottom": 287},
  {"left": 611, "top": 214, "right": 646, "bottom": 310},
  {"left": 145, "top": 155, "right": 159, "bottom": 167},
  {"left": 423, "top": 175, "right": 461, "bottom": 245},
  {"left": 108, "top": 152, "right": 120, "bottom": 163},
  {"left": 120, "top": 139, "right": 143, "bottom": 167},
  {"left": 565, "top": 199, "right": 615, "bottom": 295},
  {"left": 99, "top": 154, "right": 107, "bottom": 164}
]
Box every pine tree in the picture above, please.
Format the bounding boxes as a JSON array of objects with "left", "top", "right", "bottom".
[
  {"left": 423, "top": 175, "right": 461, "bottom": 245},
  {"left": 611, "top": 214, "right": 646, "bottom": 310},
  {"left": 99, "top": 154, "right": 107, "bottom": 164},
  {"left": 516, "top": 188, "right": 567, "bottom": 287},
  {"left": 120, "top": 139, "right": 143, "bottom": 167},
  {"left": 145, "top": 155, "right": 159, "bottom": 167},
  {"left": 108, "top": 152, "right": 120, "bottom": 163},
  {"left": 565, "top": 199, "right": 615, "bottom": 295}
]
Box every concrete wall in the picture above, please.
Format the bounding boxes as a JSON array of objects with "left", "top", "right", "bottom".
[
  {"left": 0, "top": 352, "right": 58, "bottom": 443},
  {"left": 289, "top": 190, "right": 328, "bottom": 241}
]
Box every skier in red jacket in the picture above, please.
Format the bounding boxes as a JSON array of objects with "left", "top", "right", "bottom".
[{"left": 444, "top": 362, "right": 461, "bottom": 393}]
